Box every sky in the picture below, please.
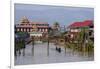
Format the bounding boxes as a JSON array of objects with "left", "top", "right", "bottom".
[{"left": 15, "top": 3, "right": 94, "bottom": 27}]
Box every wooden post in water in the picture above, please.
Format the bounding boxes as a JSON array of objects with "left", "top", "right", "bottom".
[
  {"left": 64, "top": 36, "right": 66, "bottom": 55},
  {"left": 23, "top": 49, "right": 25, "bottom": 56},
  {"left": 23, "top": 39, "right": 25, "bottom": 56},
  {"left": 32, "top": 37, "right": 34, "bottom": 56},
  {"left": 64, "top": 26, "right": 67, "bottom": 55},
  {"left": 47, "top": 28, "right": 50, "bottom": 56},
  {"left": 47, "top": 36, "right": 49, "bottom": 56}
]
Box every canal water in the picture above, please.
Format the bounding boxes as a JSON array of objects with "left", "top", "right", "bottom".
[{"left": 15, "top": 42, "right": 94, "bottom": 65}]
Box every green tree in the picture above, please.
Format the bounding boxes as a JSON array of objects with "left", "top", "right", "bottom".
[{"left": 53, "top": 22, "right": 60, "bottom": 31}]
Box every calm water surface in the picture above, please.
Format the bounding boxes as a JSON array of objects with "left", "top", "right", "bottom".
[{"left": 15, "top": 42, "right": 94, "bottom": 65}]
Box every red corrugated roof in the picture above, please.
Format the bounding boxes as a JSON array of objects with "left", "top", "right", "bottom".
[{"left": 68, "top": 20, "right": 93, "bottom": 28}]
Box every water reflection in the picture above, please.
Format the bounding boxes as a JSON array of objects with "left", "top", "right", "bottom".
[
  {"left": 15, "top": 42, "right": 94, "bottom": 65},
  {"left": 23, "top": 49, "right": 25, "bottom": 56},
  {"left": 32, "top": 46, "right": 34, "bottom": 56}
]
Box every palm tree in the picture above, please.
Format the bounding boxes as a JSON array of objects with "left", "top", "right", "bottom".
[{"left": 53, "top": 22, "right": 60, "bottom": 31}]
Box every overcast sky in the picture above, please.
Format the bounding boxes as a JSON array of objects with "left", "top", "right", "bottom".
[{"left": 15, "top": 3, "right": 94, "bottom": 27}]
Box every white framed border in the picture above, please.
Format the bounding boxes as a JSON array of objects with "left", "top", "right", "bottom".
[
  {"left": 10, "top": 1, "right": 14, "bottom": 69},
  {"left": 10, "top": 0, "right": 95, "bottom": 69}
]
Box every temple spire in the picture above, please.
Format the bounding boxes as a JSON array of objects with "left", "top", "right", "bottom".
[{"left": 20, "top": 16, "right": 30, "bottom": 24}]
